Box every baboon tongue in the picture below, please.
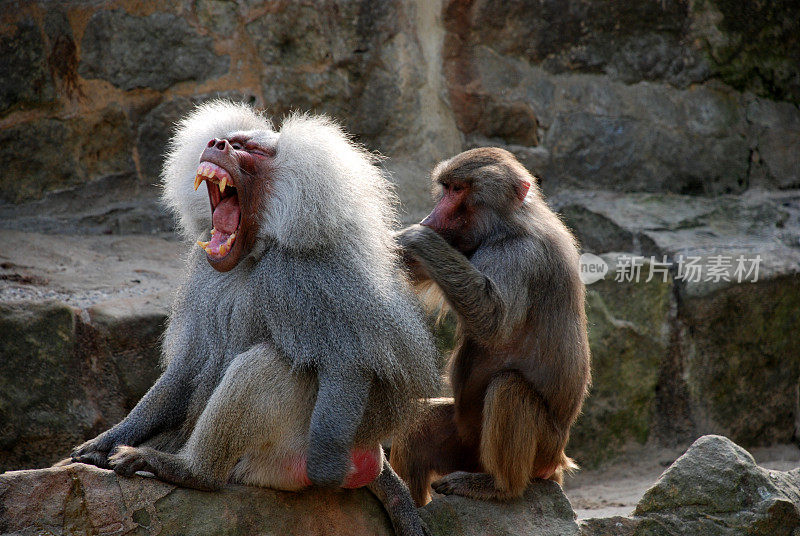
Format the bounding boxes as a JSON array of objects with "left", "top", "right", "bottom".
[{"left": 212, "top": 196, "right": 240, "bottom": 234}]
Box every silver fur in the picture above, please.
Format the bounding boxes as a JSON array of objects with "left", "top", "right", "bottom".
[{"left": 73, "top": 101, "right": 440, "bottom": 502}]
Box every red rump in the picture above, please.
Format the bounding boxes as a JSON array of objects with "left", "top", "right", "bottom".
[
  {"left": 342, "top": 447, "right": 382, "bottom": 488},
  {"left": 289, "top": 446, "right": 382, "bottom": 489}
]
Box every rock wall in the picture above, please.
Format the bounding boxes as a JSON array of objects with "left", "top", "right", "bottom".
[
  {"left": 0, "top": 0, "right": 462, "bottom": 224},
  {"left": 1, "top": 0, "right": 799, "bottom": 470},
  {"left": 3, "top": 1, "right": 797, "bottom": 215}
]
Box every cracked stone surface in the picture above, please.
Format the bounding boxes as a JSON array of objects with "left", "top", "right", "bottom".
[{"left": 2, "top": 436, "right": 798, "bottom": 536}]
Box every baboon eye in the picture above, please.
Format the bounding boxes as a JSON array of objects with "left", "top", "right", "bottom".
[
  {"left": 451, "top": 184, "right": 464, "bottom": 193},
  {"left": 246, "top": 144, "right": 274, "bottom": 157},
  {"left": 231, "top": 141, "right": 244, "bottom": 150}
]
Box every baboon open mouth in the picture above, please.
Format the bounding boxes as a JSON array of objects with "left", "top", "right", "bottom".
[{"left": 194, "top": 161, "right": 240, "bottom": 259}]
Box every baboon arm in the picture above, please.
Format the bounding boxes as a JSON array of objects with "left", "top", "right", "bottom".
[
  {"left": 306, "top": 371, "right": 371, "bottom": 487},
  {"left": 108, "top": 365, "right": 193, "bottom": 446},
  {"left": 397, "top": 224, "right": 507, "bottom": 341},
  {"left": 72, "top": 364, "right": 194, "bottom": 464}
]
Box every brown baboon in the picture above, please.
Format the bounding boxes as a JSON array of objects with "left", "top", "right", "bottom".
[{"left": 390, "top": 147, "right": 590, "bottom": 505}]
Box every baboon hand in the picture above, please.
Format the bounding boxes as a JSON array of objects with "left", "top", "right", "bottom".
[
  {"left": 108, "top": 446, "right": 154, "bottom": 477},
  {"left": 431, "top": 471, "right": 477, "bottom": 497},
  {"left": 394, "top": 224, "right": 434, "bottom": 250},
  {"left": 71, "top": 431, "right": 125, "bottom": 469}
]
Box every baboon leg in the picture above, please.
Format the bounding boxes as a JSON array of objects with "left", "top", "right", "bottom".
[
  {"left": 432, "top": 372, "right": 568, "bottom": 501},
  {"left": 109, "top": 343, "right": 316, "bottom": 490},
  {"left": 390, "top": 401, "right": 480, "bottom": 506},
  {"left": 108, "top": 445, "right": 219, "bottom": 490}
]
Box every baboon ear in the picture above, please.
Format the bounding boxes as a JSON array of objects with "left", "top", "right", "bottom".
[{"left": 515, "top": 179, "right": 531, "bottom": 205}]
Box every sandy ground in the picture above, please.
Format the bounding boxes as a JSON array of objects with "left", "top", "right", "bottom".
[
  {"left": 563, "top": 442, "right": 800, "bottom": 520},
  {"left": 3, "top": 231, "right": 799, "bottom": 521}
]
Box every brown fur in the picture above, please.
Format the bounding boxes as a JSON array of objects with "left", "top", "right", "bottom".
[{"left": 391, "top": 147, "right": 590, "bottom": 505}]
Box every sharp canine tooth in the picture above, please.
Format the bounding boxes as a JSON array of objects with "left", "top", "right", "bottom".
[
  {"left": 219, "top": 177, "right": 227, "bottom": 193},
  {"left": 196, "top": 240, "right": 209, "bottom": 248},
  {"left": 194, "top": 175, "right": 202, "bottom": 190},
  {"left": 211, "top": 229, "right": 216, "bottom": 235}
]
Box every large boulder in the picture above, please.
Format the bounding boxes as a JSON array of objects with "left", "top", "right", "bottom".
[
  {"left": 442, "top": 0, "right": 800, "bottom": 196},
  {"left": 681, "top": 275, "right": 800, "bottom": 445},
  {"left": 580, "top": 435, "right": 800, "bottom": 535},
  {"left": 78, "top": 10, "right": 230, "bottom": 91},
  {"left": 0, "top": 301, "right": 85, "bottom": 471},
  {"left": 570, "top": 254, "right": 672, "bottom": 467},
  {"left": 0, "top": 298, "right": 166, "bottom": 473},
  {"left": 0, "top": 106, "right": 136, "bottom": 204},
  {"left": 634, "top": 435, "right": 800, "bottom": 535},
  {"left": 554, "top": 189, "right": 800, "bottom": 448},
  {"left": 460, "top": 56, "right": 756, "bottom": 195}
]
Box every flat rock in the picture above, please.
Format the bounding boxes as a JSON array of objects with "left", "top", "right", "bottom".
[
  {"left": 422, "top": 480, "right": 579, "bottom": 536},
  {"left": 0, "top": 464, "right": 393, "bottom": 536},
  {"left": 0, "top": 463, "right": 580, "bottom": 536}
]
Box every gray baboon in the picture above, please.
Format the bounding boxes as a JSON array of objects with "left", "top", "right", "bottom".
[
  {"left": 390, "top": 147, "right": 590, "bottom": 505},
  {"left": 70, "top": 101, "right": 439, "bottom": 535}
]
